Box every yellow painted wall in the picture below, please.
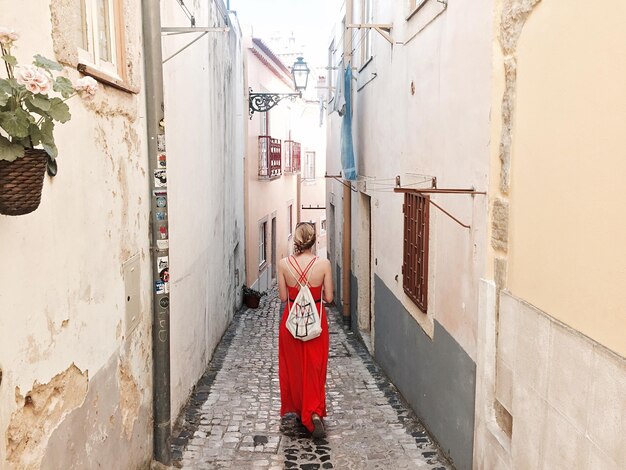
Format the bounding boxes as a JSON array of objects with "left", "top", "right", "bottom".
[{"left": 507, "top": 0, "right": 626, "bottom": 356}]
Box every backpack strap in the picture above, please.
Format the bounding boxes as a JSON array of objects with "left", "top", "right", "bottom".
[{"left": 288, "top": 256, "right": 316, "bottom": 287}]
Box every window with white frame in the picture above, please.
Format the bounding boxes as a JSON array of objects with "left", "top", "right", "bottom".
[
  {"left": 361, "top": 0, "right": 373, "bottom": 66},
  {"left": 321, "top": 219, "right": 327, "bottom": 234},
  {"left": 259, "top": 221, "right": 267, "bottom": 266},
  {"left": 287, "top": 204, "right": 293, "bottom": 238},
  {"left": 79, "top": 0, "right": 124, "bottom": 77},
  {"left": 303, "top": 151, "right": 315, "bottom": 180}
]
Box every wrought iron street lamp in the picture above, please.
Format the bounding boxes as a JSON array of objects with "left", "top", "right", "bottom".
[{"left": 249, "top": 57, "right": 311, "bottom": 118}]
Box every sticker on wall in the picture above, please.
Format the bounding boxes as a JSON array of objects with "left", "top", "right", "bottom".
[
  {"left": 159, "top": 296, "right": 170, "bottom": 308},
  {"left": 156, "top": 196, "right": 167, "bottom": 208},
  {"left": 158, "top": 153, "right": 167, "bottom": 168},
  {"left": 157, "top": 256, "right": 169, "bottom": 272},
  {"left": 154, "top": 169, "right": 167, "bottom": 188},
  {"left": 153, "top": 189, "right": 167, "bottom": 197},
  {"left": 157, "top": 239, "right": 169, "bottom": 250},
  {"left": 156, "top": 211, "right": 166, "bottom": 221},
  {"left": 157, "top": 134, "right": 166, "bottom": 152},
  {"left": 155, "top": 281, "right": 169, "bottom": 294},
  {"left": 160, "top": 267, "right": 169, "bottom": 283},
  {"left": 159, "top": 225, "right": 168, "bottom": 239}
]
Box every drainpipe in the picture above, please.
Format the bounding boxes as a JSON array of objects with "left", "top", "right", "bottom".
[
  {"left": 142, "top": 0, "right": 171, "bottom": 464},
  {"left": 341, "top": 0, "right": 353, "bottom": 324}
]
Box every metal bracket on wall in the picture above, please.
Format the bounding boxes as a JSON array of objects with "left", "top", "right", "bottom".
[
  {"left": 325, "top": 173, "right": 358, "bottom": 192},
  {"left": 393, "top": 186, "right": 486, "bottom": 229},
  {"left": 161, "top": 27, "right": 230, "bottom": 64},
  {"left": 347, "top": 24, "right": 394, "bottom": 45}
]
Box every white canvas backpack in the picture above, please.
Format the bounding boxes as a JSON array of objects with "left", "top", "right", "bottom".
[{"left": 284, "top": 256, "right": 323, "bottom": 341}]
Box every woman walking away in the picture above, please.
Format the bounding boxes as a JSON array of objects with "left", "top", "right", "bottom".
[{"left": 278, "top": 222, "right": 334, "bottom": 438}]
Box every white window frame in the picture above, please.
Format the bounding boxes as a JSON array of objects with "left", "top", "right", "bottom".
[
  {"left": 259, "top": 221, "right": 267, "bottom": 266},
  {"left": 287, "top": 204, "right": 293, "bottom": 238},
  {"left": 361, "top": 0, "right": 373, "bottom": 66},
  {"left": 79, "top": 0, "right": 121, "bottom": 78},
  {"left": 303, "top": 151, "right": 316, "bottom": 180}
]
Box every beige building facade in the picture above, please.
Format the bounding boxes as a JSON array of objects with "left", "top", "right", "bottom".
[{"left": 475, "top": 1, "right": 626, "bottom": 469}]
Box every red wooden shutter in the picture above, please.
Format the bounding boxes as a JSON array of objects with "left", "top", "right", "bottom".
[{"left": 403, "top": 193, "right": 429, "bottom": 312}]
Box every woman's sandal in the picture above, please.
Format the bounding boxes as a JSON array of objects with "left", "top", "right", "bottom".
[{"left": 311, "top": 413, "right": 325, "bottom": 438}]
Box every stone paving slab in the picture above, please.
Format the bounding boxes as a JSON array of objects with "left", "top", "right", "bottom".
[{"left": 171, "top": 288, "right": 453, "bottom": 469}]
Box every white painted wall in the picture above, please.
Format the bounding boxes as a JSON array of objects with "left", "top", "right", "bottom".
[
  {"left": 327, "top": 0, "right": 493, "bottom": 359},
  {"left": 161, "top": 2, "right": 245, "bottom": 418},
  {"left": 0, "top": 1, "right": 152, "bottom": 468}
]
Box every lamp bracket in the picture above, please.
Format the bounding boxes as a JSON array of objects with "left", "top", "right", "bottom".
[{"left": 249, "top": 88, "right": 301, "bottom": 119}]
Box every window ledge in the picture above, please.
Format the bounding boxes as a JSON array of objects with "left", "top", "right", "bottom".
[
  {"left": 406, "top": 0, "right": 430, "bottom": 21},
  {"left": 77, "top": 63, "right": 139, "bottom": 94}
]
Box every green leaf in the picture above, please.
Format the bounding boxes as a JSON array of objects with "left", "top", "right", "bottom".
[
  {"left": 33, "top": 54, "right": 62, "bottom": 72},
  {"left": 42, "top": 142, "right": 58, "bottom": 159},
  {"left": 53, "top": 76, "right": 74, "bottom": 99},
  {"left": 40, "top": 119, "right": 55, "bottom": 146},
  {"left": 0, "top": 108, "right": 31, "bottom": 138},
  {"left": 0, "top": 135, "right": 24, "bottom": 162},
  {"left": 0, "top": 94, "right": 8, "bottom": 107},
  {"left": 47, "top": 157, "right": 58, "bottom": 176},
  {"left": 48, "top": 98, "right": 71, "bottom": 123},
  {"left": 29, "top": 123, "right": 43, "bottom": 146},
  {"left": 27, "top": 94, "right": 52, "bottom": 112},
  {"left": 1, "top": 55, "right": 16, "bottom": 66},
  {"left": 0, "top": 79, "right": 12, "bottom": 95}
]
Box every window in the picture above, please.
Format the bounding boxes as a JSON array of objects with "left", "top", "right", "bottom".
[
  {"left": 287, "top": 204, "right": 293, "bottom": 238},
  {"left": 303, "top": 151, "right": 315, "bottom": 180},
  {"left": 259, "top": 221, "right": 267, "bottom": 266},
  {"left": 321, "top": 219, "right": 327, "bottom": 234},
  {"left": 79, "top": 0, "right": 124, "bottom": 78},
  {"left": 402, "top": 193, "right": 430, "bottom": 312},
  {"left": 361, "top": 0, "right": 373, "bottom": 66}
]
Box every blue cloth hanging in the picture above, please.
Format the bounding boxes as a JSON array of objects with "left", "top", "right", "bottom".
[{"left": 340, "top": 63, "right": 357, "bottom": 181}]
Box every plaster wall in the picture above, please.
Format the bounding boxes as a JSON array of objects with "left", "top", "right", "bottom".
[
  {"left": 0, "top": 1, "right": 152, "bottom": 468},
  {"left": 161, "top": 2, "right": 245, "bottom": 418},
  {"left": 244, "top": 41, "right": 299, "bottom": 291},
  {"left": 506, "top": 0, "right": 626, "bottom": 357}
]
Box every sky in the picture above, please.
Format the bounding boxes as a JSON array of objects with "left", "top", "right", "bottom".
[{"left": 229, "top": 0, "right": 337, "bottom": 69}]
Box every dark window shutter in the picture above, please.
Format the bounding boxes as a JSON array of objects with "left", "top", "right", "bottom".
[{"left": 403, "top": 193, "right": 429, "bottom": 312}]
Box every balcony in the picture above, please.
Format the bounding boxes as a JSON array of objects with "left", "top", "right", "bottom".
[
  {"left": 258, "top": 136, "right": 282, "bottom": 179},
  {"left": 284, "top": 140, "right": 301, "bottom": 173}
]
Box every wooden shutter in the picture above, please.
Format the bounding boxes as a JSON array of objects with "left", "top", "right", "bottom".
[{"left": 403, "top": 193, "right": 430, "bottom": 312}]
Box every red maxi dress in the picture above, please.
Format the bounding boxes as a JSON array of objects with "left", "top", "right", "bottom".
[{"left": 278, "top": 257, "right": 329, "bottom": 433}]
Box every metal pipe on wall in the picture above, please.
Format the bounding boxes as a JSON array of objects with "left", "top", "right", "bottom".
[
  {"left": 341, "top": 0, "right": 354, "bottom": 322},
  {"left": 141, "top": 0, "right": 171, "bottom": 464}
]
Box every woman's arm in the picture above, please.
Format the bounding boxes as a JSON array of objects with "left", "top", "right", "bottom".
[
  {"left": 322, "top": 259, "right": 334, "bottom": 304},
  {"left": 277, "top": 259, "right": 288, "bottom": 302}
]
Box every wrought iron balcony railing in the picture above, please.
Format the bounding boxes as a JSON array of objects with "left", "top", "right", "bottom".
[
  {"left": 284, "top": 140, "right": 301, "bottom": 173},
  {"left": 258, "top": 136, "right": 282, "bottom": 179}
]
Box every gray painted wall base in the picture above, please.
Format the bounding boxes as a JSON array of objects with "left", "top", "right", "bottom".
[{"left": 374, "top": 275, "right": 476, "bottom": 470}]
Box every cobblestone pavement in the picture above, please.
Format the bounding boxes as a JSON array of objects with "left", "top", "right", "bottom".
[{"left": 171, "top": 288, "right": 452, "bottom": 469}]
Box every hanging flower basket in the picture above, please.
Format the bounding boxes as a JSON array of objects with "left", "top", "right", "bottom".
[
  {"left": 0, "top": 148, "right": 47, "bottom": 215},
  {"left": 0, "top": 26, "right": 99, "bottom": 216},
  {"left": 242, "top": 285, "right": 267, "bottom": 309}
]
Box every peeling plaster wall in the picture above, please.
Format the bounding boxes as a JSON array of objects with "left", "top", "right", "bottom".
[
  {"left": 161, "top": 2, "right": 246, "bottom": 419},
  {"left": 0, "top": 1, "right": 152, "bottom": 468}
]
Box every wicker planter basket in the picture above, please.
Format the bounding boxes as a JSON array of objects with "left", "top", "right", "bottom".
[{"left": 0, "top": 149, "right": 48, "bottom": 216}]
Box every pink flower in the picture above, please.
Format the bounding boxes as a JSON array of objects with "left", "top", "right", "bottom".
[
  {"left": 0, "top": 27, "right": 18, "bottom": 46},
  {"left": 15, "top": 65, "right": 52, "bottom": 94},
  {"left": 73, "top": 76, "right": 98, "bottom": 99}
]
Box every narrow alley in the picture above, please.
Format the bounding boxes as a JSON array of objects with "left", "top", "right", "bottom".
[{"left": 170, "top": 288, "right": 451, "bottom": 470}]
